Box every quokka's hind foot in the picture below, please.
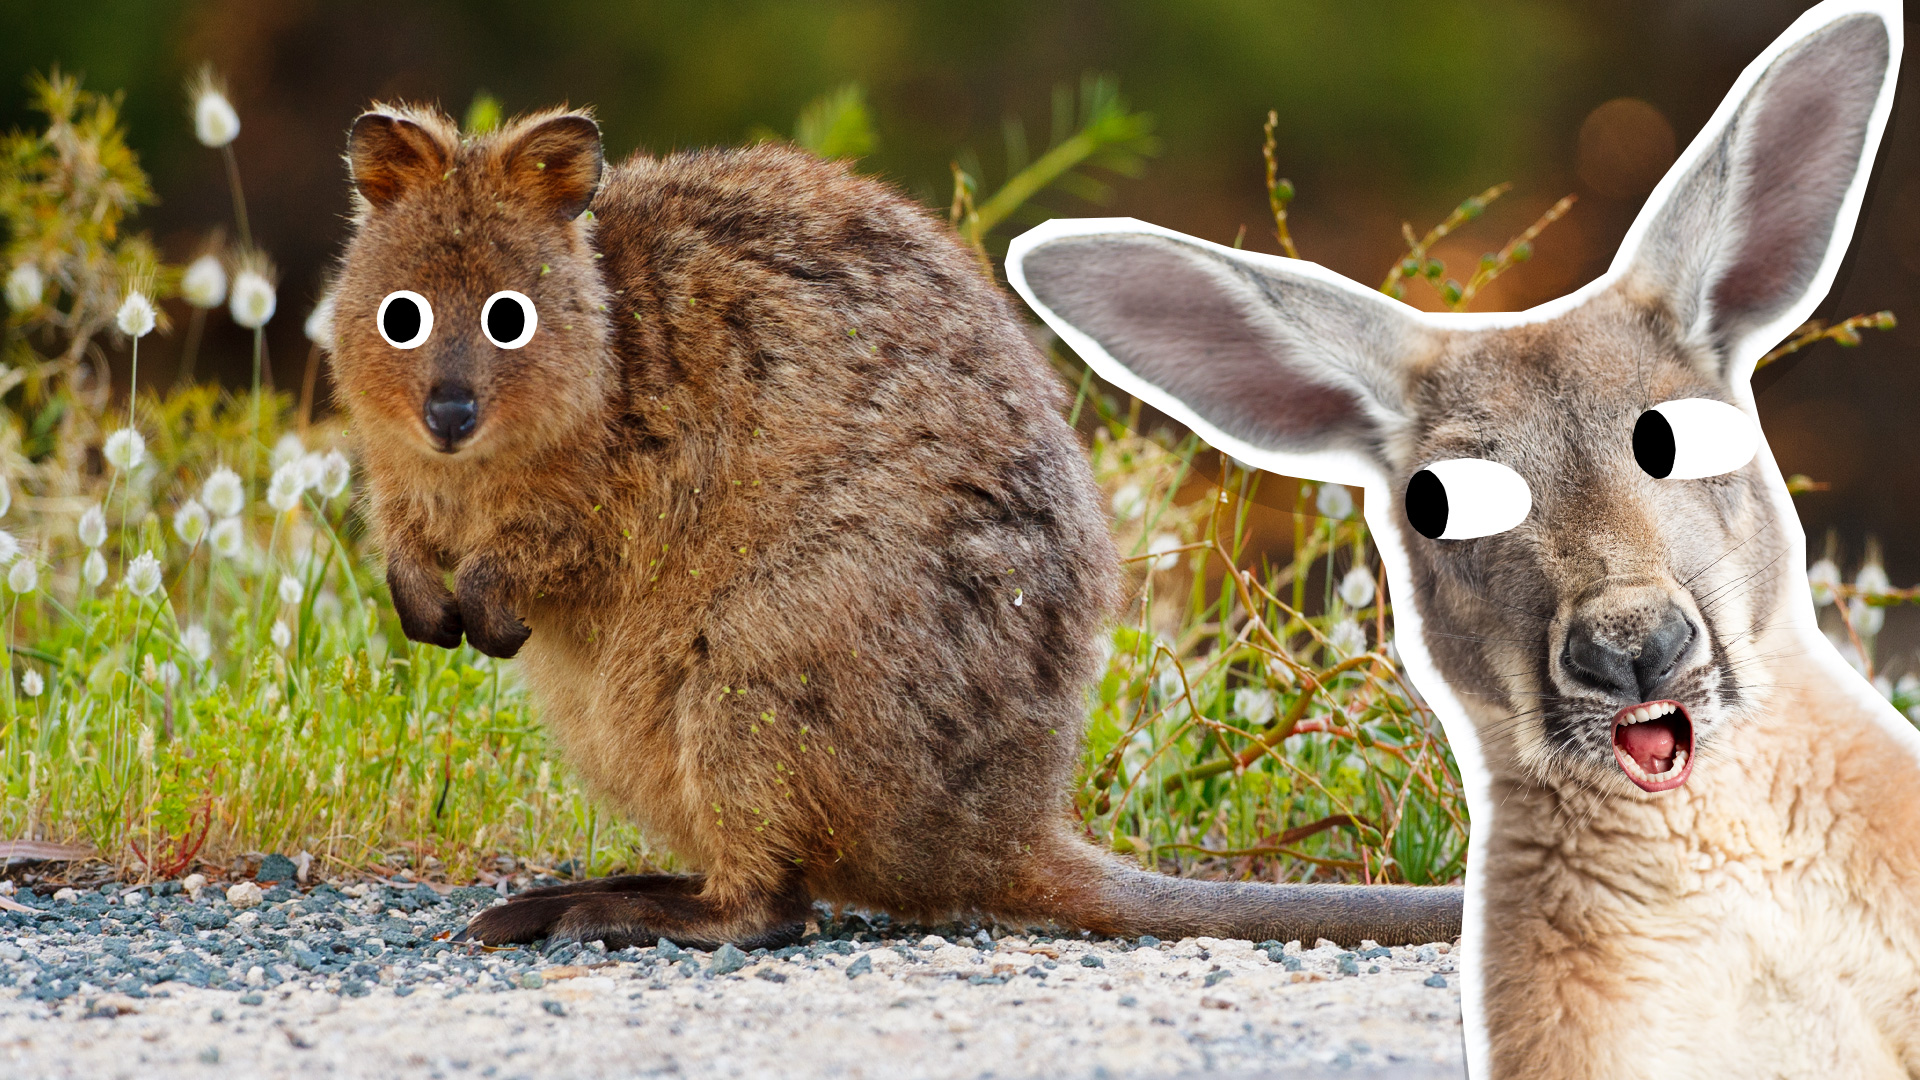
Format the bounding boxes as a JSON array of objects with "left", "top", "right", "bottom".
[{"left": 455, "top": 872, "right": 810, "bottom": 951}]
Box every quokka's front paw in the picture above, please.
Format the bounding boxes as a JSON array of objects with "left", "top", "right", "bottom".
[
  {"left": 388, "top": 564, "right": 464, "bottom": 650},
  {"left": 456, "top": 573, "right": 532, "bottom": 659}
]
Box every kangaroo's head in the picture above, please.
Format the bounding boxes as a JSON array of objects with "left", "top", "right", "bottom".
[
  {"left": 329, "top": 104, "right": 612, "bottom": 467},
  {"left": 1010, "top": 4, "right": 1898, "bottom": 798}
]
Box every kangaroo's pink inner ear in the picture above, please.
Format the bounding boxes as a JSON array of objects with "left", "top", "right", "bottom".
[
  {"left": 1017, "top": 229, "right": 1424, "bottom": 466},
  {"left": 1627, "top": 12, "right": 1892, "bottom": 364},
  {"left": 349, "top": 113, "right": 454, "bottom": 211},
  {"left": 502, "top": 114, "right": 603, "bottom": 221}
]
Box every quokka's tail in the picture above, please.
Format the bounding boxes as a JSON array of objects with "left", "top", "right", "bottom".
[
  {"left": 1090, "top": 863, "right": 1463, "bottom": 947},
  {"left": 1014, "top": 839, "right": 1463, "bottom": 947}
]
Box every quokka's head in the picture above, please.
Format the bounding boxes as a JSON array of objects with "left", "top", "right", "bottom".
[
  {"left": 329, "top": 104, "right": 613, "bottom": 466},
  {"left": 1011, "top": 4, "right": 1899, "bottom": 798}
]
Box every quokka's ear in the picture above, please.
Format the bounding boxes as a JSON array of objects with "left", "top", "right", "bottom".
[
  {"left": 1617, "top": 2, "right": 1900, "bottom": 376},
  {"left": 348, "top": 109, "right": 456, "bottom": 211},
  {"left": 1008, "top": 219, "right": 1436, "bottom": 488},
  {"left": 499, "top": 112, "right": 603, "bottom": 221}
]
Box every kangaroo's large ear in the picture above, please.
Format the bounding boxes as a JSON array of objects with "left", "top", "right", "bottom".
[
  {"left": 1615, "top": 3, "right": 1900, "bottom": 376},
  {"left": 1008, "top": 220, "right": 1436, "bottom": 488},
  {"left": 348, "top": 109, "right": 456, "bottom": 211},
  {"left": 498, "top": 112, "right": 603, "bottom": 221}
]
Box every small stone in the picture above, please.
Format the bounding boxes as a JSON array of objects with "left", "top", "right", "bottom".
[
  {"left": 85, "top": 994, "right": 141, "bottom": 1018},
  {"left": 209, "top": 1008, "right": 225, "bottom": 1023},
  {"left": 231, "top": 911, "right": 260, "bottom": 928},
  {"left": 256, "top": 854, "right": 297, "bottom": 883},
  {"left": 198, "top": 1048, "right": 220, "bottom": 1064},
  {"left": 1203, "top": 969, "right": 1231, "bottom": 987},
  {"left": 1425, "top": 973, "right": 1448, "bottom": 988},
  {"left": 238, "top": 992, "right": 264, "bottom": 1006},
  {"left": 226, "top": 882, "right": 264, "bottom": 909},
  {"left": 844, "top": 954, "right": 874, "bottom": 979},
  {"left": 654, "top": 938, "right": 686, "bottom": 962},
  {"left": 1336, "top": 953, "right": 1360, "bottom": 976},
  {"left": 182, "top": 874, "right": 208, "bottom": 901},
  {"left": 971, "top": 930, "right": 993, "bottom": 948},
  {"left": 1079, "top": 954, "right": 1105, "bottom": 969},
  {"left": 1416, "top": 945, "right": 1438, "bottom": 963},
  {"left": 52, "top": 888, "right": 78, "bottom": 904},
  {"left": 245, "top": 966, "right": 265, "bottom": 985},
  {"left": 709, "top": 943, "right": 748, "bottom": 976},
  {"left": 1118, "top": 995, "right": 1138, "bottom": 1007},
  {"left": 0, "top": 944, "right": 22, "bottom": 961},
  {"left": 520, "top": 972, "right": 543, "bottom": 989},
  {"left": 542, "top": 999, "right": 566, "bottom": 1016},
  {"left": 918, "top": 935, "right": 946, "bottom": 949},
  {"left": 1135, "top": 935, "right": 1160, "bottom": 948}
]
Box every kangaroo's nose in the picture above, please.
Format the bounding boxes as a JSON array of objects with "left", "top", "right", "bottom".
[
  {"left": 424, "top": 383, "right": 478, "bottom": 449},
  {"left": 1562, "top": 600, "right": 1696, "bottom": 700}
]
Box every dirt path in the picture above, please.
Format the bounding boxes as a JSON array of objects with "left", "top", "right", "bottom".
[{"left": 3, "top": 935, "right": 1465, "bottom": 1078}]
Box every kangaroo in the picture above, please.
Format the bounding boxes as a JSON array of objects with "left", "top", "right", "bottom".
[
  {"left": 1008, "top": 2, "right": 1915, "bottom": 1076},
  {"left": 323, "top": 104, "right": 1462, "bottom": 950}
]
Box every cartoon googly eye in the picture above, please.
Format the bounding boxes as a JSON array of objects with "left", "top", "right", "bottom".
[
  {"left": 1632, "top": 398, "right": 1759, "bottom": 480},
  {"left": 481, "top": 290, "right": 538, "bottom": 349},
  {"left": 376, "top": 290, "right": 433, "bottom": 349},
  {"left": 1405, "top": 458, "right": 1533, "bottom": 540}
]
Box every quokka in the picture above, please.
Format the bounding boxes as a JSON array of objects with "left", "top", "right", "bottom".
[
  {"left": 323, "top": 104, "right": 1461, "bottom": 950},
  {"left": 1011, "top": 2, "right": 1916, "bottom": 1076}
]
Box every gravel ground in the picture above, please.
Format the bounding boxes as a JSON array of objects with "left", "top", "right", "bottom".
[{"left": 0, "top": 872, "right": 1465, "bottom": 1079}]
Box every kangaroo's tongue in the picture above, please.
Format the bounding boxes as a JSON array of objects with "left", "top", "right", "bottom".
[{"left": 1617, "top": 721, "right": 1676, "bottom": 773}]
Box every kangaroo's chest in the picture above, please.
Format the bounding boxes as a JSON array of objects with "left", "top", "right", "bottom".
[{"left": 1481, "top": 786, "right": 1920, "bottom": 1079}]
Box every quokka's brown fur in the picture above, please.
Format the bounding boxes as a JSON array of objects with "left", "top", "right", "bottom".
[{"left": 325, "top": 103, "right": 1461, "bottom": 950}]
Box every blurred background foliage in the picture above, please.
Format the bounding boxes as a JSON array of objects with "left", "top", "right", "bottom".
[{"left": 0, "top": 0, "right": 1916, "bottom": 880}]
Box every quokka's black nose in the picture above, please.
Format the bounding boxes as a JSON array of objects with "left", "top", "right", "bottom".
[
  {"left": 424, "top": 384, "right": 478, "bottom": 448},
  {"left": 1563, "top": 601, "right": 1696, "bottom": 701}
]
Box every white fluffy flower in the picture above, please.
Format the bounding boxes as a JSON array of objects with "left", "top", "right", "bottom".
[
  {"left": 270, "top": 620, "right": 292, "bottom": 651},
  {"left": 319, "top": 450, "right": 351, "bottom": 499},
  {"left": 182, "top": 624, "right": 212, "bottom": 665},
  {"left": 1233, "top": 686, "right": 1277, "bottom": 726},
  {"left": 296, "top": 452, "right": 327, "bottom": 491},
  {"left": 158, "top": 660, "right": 181, "bottom": 688},
  {"left": 266, "top": 462, "right": 304, "bottom": 512},
  {"left": 173, "top": 500, "right": 210, "bottom": 547},
  {"left": 116, "top": 291, "right": 156, "bottom": 338},
  {"left": 201, "top": 467, "right": 245, "bottom": 519},
  {"left": 1110, "top": 483, "right": 1146, "bottom": 522},
  {"left": 230, "top": 267, "right": 276, "bottom": 329},
  {"left": 81, "top": 549, "right": 107, "bottom": 587},
  {"left": 271, "top": 433, "right": 305, "bottom": 469},
  {"left": 1807, "top": 558, "right": 1842, "bottom": 607},
  {"left": 191, "top": 72, "right": 240, "bottom": 148},
  {"left": 103, "top": 428, "right": 147, "bottom": 472},
  {"left": 0, "top": 530, "right": 17, "bottom": 565},
  {"left": 6, "top": 559, "right": 34, "bottom": 594},
  {"left": 125, "top": 551, "right": 163, "bottom": 598},
  {"left": 1316, "top": 483, "right": 1354, "bottom": 520},
  {"left": 1146, "top": 533, "right": 1182, "bottom": 573},
  {"left": 5, "top": 264, "right": 43, "bottom": 311},
  {"left": 181, "top": 254, "right": 228, "bottom": 309},
  {"left": 210, "top": 516, "right": 244, "bottom": 558},
  {"left": 1338, "top": 566, "right": 1377, "bottom": 609},
  {"left": 305, "top": 292, "right": 336, "bottom": 350},
  {"left": 1327, "top": 618, "right": 1368, "bottom": 658},
  {"left": 278, "top": 574, "right": 303, "bottom": 606},
  {"left": 19, "top": 669, "right": 42, "bottom": 698},
  {"left": 1856, "top": 558, "right": 1892, "bottom": 598},
  {"left": 1850, "top": 598, "right": 1885, "bottom": 638}
]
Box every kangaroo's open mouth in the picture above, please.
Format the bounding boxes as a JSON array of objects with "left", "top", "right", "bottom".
[{"left": 1611, "top": 700, "right": 1694, "bottom": 792}]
